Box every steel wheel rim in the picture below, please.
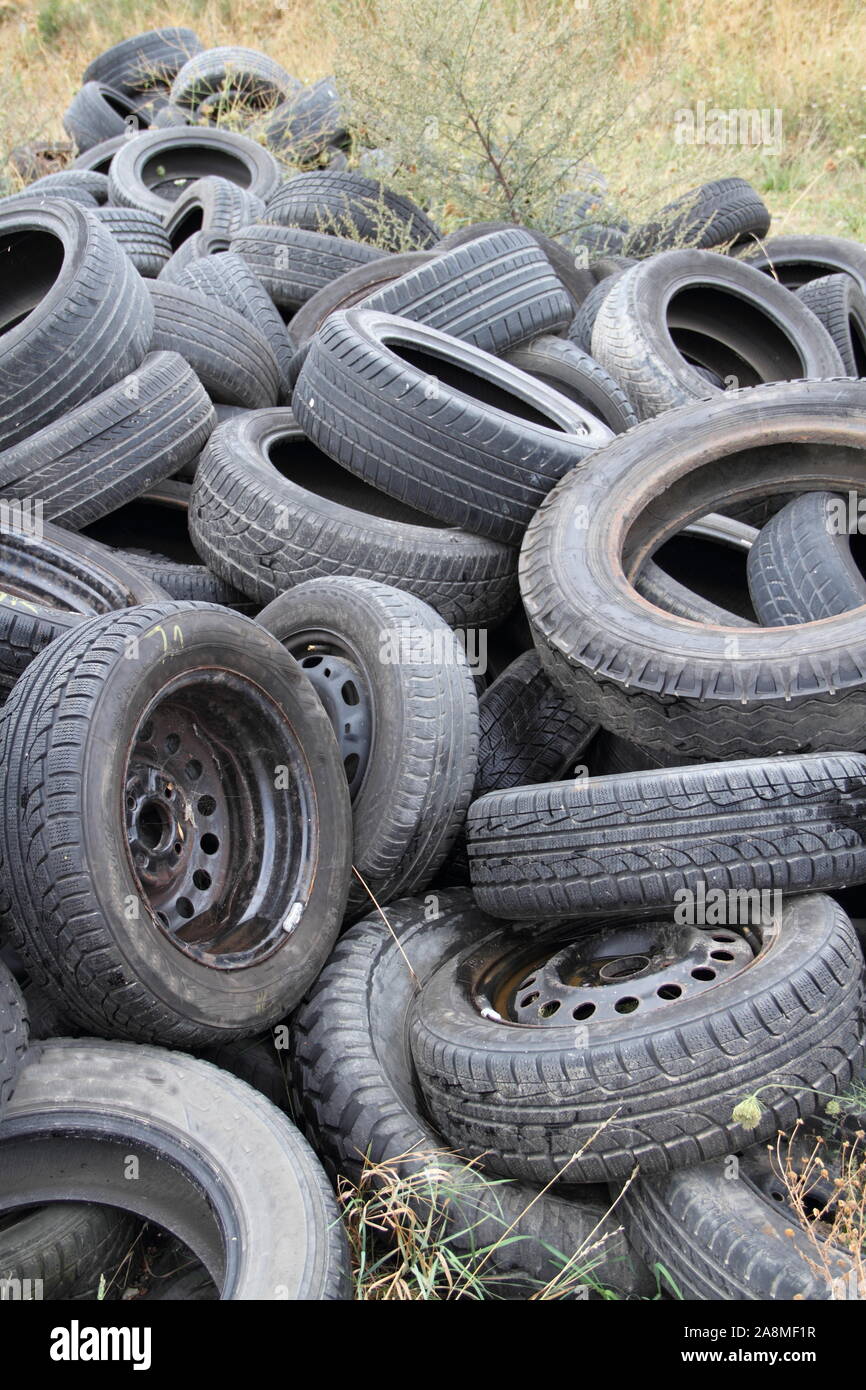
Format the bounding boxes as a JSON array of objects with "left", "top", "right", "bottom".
[
  {"left": 283, "top": 627, "right": 374, "bottom": 802},
  {"left": 123, "top": 669, "right": 314, "bottom": 968},
  {"left": 476, "top": 917, "right": 765, "bottom": 1028}
]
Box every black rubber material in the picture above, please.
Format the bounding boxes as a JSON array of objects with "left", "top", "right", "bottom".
[
  {"left": 169, "top": 253, "right": 294, "bottom": 400},
  {"left": 163, "top": 175, "right": 265, "bottom": 252},
  {"left": 108, "top": 127, "right": 281, "bottom": 217},
  {"left": 196, "top": 1036, "right": 291, "bottom": 1114},
  {"left": 520, "top": 378, "right": 866, "bottom": 758},
  {"left": 148, "top": 282, "right": 280, "bottom": 407},
  {"left": 189, "top": 409, "right": 518, "bottom": 626},
  {"left": 626, "top": 178, "right": 771, "bottom": 256},
  {"left": 635, "top": 511, "right": 758, "bottom": 628},
  {"left": 0, "top": 198, "right": 153, "bottom": 451},
  {"left": 63, "top": 82, "right": 146, "bottom": 153},
  {"left": 0, "top": 1203, "right": 138, "bottom": 1300},
  {"left": 361, "top": 229, "right": 574, "bottom": 356},
  {"left": 568, "top": 269, "right": 629, "bottom": 352},
  {"left": 795, "top": 272, "right": 866, "bottom": 377},
  {"left": 291, "top": 891, "right": 653, "bottom": 1297},
  {"left": 294, "top": 308, "right": 613, "bottom": 545},
  {"left": 0, "top": 602, "right": 352, "bottom": 1045},
  {"left": 591, "top": 249, "right": 844, "bottom": 420},
  {"left": 83, "top": 29, "right": 205, "bottom": 96},
  {"left": 258, "top": 577, "right": 479, "bottom": 916},
  {"left": 0, "top": 523, "right": 168, "bottom": 696},
  {"left": 230, "top": 222, "right": 386, "bottom": 311},
  {"left": 285, "top": 250, "right": 430, "bottom": 353},
  {"left": 265, "top": 169, "right": 440, "bottom": 251},
  {"left": 27, "top": 169, "right": 109, "bottom": 203},
  {"left": 252, "top": 76, "right": 346, "bottom": 163},
  {"left": 467, "top": 753, "right": 866, "bottom": 920},
  {"left": 169, "top": 46, "right": 295, "bottom": 117},
  {"left": 618, "top": 1138, "right": 850, "bottom": 1301},
  {"left": 71, "top": 134, "right": 128, "bottom": 174},
  {"left": 0, "top": 350, "right": 214, "bottom": 529},
  {"left": 408, "top": 893, "right": 866, "bottom": 1185},
  {"left": 433, "top": 221, "right": 592, "bottom": 308},
  {"left": 438, "top": 649, "right": 598, "bottom": 886},
  {"left": 0, "top": 1039, "right": 350, "bottom": 1299},
  {"left": 505, "top": 335, "right": 638, "bottom": 432},
  {"left": 117, "top": 548, "right": 248, "bottom": 608},
  {"left": 0, "top": 958, "right": 27, "bottom": 1116},
  {"left": 92, "top": 205, "right": 172, "bottom": 277},
  {"left": 739, "top": 235, "right": 866, "bottom": 293},
  {"left": 748, "top": 490, "right": 866, "bottom": 625}
]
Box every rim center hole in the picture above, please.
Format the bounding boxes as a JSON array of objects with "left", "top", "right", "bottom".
[
  {"left": 137, "top": 799, "right": 172, "bottom": 851},
  {"left": 598, "top": 953, "right": 651, "bottom": 982}
]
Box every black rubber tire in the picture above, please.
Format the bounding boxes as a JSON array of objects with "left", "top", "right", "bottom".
[
  {"left": 294, "top": 308, "right": 613, "bottom": 545},
  {"left": 150, "top": 101, "right": 192, "bottom": 129},
  {"left": 0, "top": 350, "right": 214, "bottom": 529},
  {"left": 91, "top": 205, "right": 171, "bottom": 277},
  {"left": 252, "top": 76, "right": 347, "bottom": 163},
  {"left": 360, "top": 229, "right": 574, "bottom": 356},
  {"left": 292, "top": 891, "right": 653, "bottom": 1298},
  {"left": 285, "top": 250, "right": 431, "bottom": 353},
  {"left": 0, "top": 1039, "right": 350, "bottom": 1299},
  {"left": 108, "top": 128, "right": 281, "bottom": 217},
  {"left": 618, "top": 1138, "right": 851, "bottom": 1301},
  {"left": 467, "top": 752, "right": 866, "bottom": 920},
  {"left": 626, "top": 178, "right": 771, "bottom": 257},
  {"left": 0, "top": 199, "right": 153, "bottom": 451},
  {"left": 0, "top": 959, "right": 27, "bottom": 1116},
  {"left": 71, "top": 133, "right": 128, "bottom": 174},
  {"left": 585, "top": 728, "right": 683, "bottom": 776},
  {"left": 196, "top": 1036, "right": 291, "bottom": 1113},
  {"left": 143, "top": 1264, "right": 219, "bottom": 1300},
  {"left": 63, "top": 83, "right": 146, "bottom": 153},
  {"left": 408, "top": 893, "right": 866, "bottom": 1185},
  {"left": 568, "top": 269, "right": 629, "bottom": 352},
  {"left": 433, "top": 221, "right": 592, "bottom": 308},
  {"left": 505, "top": 335, "right": 638, "bottom": 432},
  {"left": 0, "top": 1204, "right": 139, "bottom": 1300},
  {"left": 265, "top": 169, "right": 440, "bottom": 251},
  {"left": 8, "top": 140, "right": 74, "bottom": 182},
  {"left": 520, "top": 378, "right": 866, "bottom": 759},
  {"left": 748, "top": 490, "right": 866, "bottom": 625},
  {"left": 0, "top": 602, "right": 352, "bottom": 1045},
  {"left": 438, "top": 649, "right": 598, "bottom": 886},
  {"left": 635, "top": 511, "right": 759, "bottom": 627},
  {"left": 591, "top": 249, "right": 844, "bottom": 420},
  {"left": 257, "top": 577, "right": 479, "bottom": 916},
  {"left": 0, "top": 523, "right": 168, "bottom": 696},
  {"left": 27, "top": 169, "right": 109, "bottom": 203},
  {"left": 148, "top": 282, "right": 280, "bottom": 407},
  {"left": 83, "top": 28, "right": 204, "bottom": 96},
  {"left": 170, "top": 46, "right": 295, "bottom": 116},
  {"left": 189, "top": 409, "right": 517, "bottom": 626},
  {"left": 117, "top": 548, "right": 248, "bottom": 608},
  {"left": 795, "top": 273, "right": 866, "bottom": 377},
  {"left": 230, "top": 223, "right": 386, "bottom": 312},
  {"left": 739, "top": 234, "right": 866, "bottom": 293},
  {"left": 163, "top": 175, "right": 265, "bottom": 252},
  {"left": 169, "top": 253, "right": 294, "bottom": 401}
]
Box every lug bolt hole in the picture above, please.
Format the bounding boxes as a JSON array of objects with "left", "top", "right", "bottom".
[
  {"left": 197, "top": 795, "right": 216, "bottom": 816},
  {"left": 176, "top": 896, "right": 194, "bottom": 919},
  {"left": 193, "top": 869, "right": 212, "bottom": 891},
  {"left": 201, "top": 833, "right": 219, "bottom": 855}
]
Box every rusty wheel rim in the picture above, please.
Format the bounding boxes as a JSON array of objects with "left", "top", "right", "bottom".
[{"left": 124, "top": 669, "right": 315, "bottom": 969}]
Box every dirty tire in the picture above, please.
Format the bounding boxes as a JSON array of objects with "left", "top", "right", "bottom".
[
  {"left": 626, "top": 178, "right": 770, "bottom": 257},
  {"left": 83, "top": 29, "right": 205, "bottom": 96},
  {"left": 265, "top": 169, "right": 440, "bottom": 250},
  {"left": 294, "top": 308, "right": 612, "bottom": 545},
  {"left": 467, "top": 753, "right": 866, "bottom": 920},
  {"left": 148, "top": 282, "right": 280, "bottom": 407},
  {"left": 189, "top": 409, "right": 517, "bottom": 627},
  {"left": 230, "top": 222, "right": 386, "bottom": 311},
  {"left": 0, "top": 198, "right": 153, "bottom": 451},
  {"left": 292, "top": 892, "right": 653, "bottom": 1297},
  {"left": 0, "top": 959, "right": 27, "bottom": 1116},
  {"left": 0, "top": 1203, "right": 139, "bottom": 1300},
  {"left": 505, "top": 335, "right": 638, "bottom": 432},
  {"left": 0, "top": 603, "right": 352, "bottom": 1045},
  {"left": 747, "top": 490, "right": 866, "bottom": 625},
  {"left": 0, "top": 1040, "right": 350, "bottom": 1299},
  {"left": 795, "top": 273, "right": 866, "bottom": 377},
  {"left": 258, "top": 577, "right": 479, "bottom": 916},
  {"left": 92, "top": 206, "right": 172, "bottom": 277},
  {"left": 408, "top": 894, "right": 866, "bottom": 1185},
  {"left": 108, "top": 127, "right": 281, "bottom": 217},
  {"left": 520, "top": 378, "right": 866, "bottom": 758},
  {"left": 0, "top": 351, "right": 214, "bottom": 529}
]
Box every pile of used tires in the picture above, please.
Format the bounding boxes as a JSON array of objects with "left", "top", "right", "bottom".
[{"left": 2, "top": 25, "right": 866, "bottom": 1303}]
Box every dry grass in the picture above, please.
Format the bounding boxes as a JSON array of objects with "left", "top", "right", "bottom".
[
  {"left": 0, "top": 0, "right": 864, "bottom": 232},
  {"left": 775, "top": 1117, "right": 866, "bottom": 1298}
]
